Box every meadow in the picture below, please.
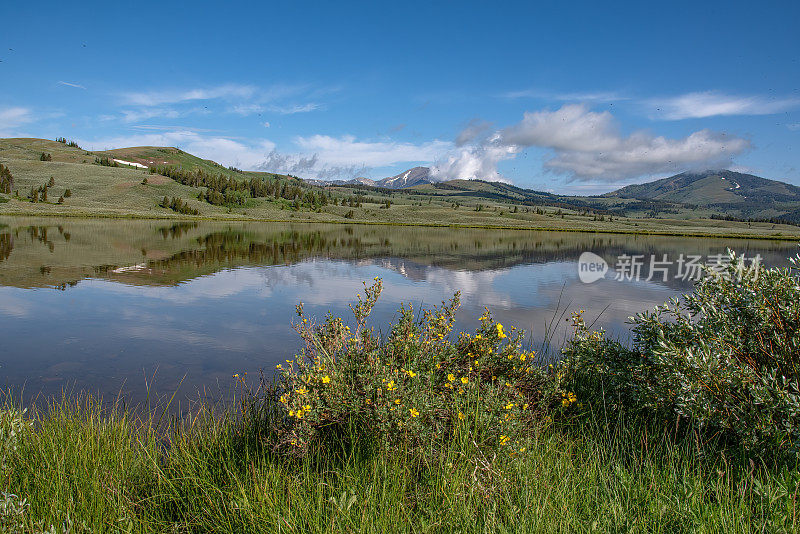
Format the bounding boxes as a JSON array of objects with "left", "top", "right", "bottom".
[{"left": 2, "top": 254, "right": 799, "bottom": 532}]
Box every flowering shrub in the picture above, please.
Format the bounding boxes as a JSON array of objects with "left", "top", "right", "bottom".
[
  {"left": 561, "top": 250, "right": 800, "bottom": 458},
  {"left": 274, "top": 278, "right": 565, "bottom": 457}
]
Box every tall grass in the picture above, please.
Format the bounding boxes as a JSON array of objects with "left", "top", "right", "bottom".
[{"left": 2, "top": 393, "right": 796, "bottom": 533}]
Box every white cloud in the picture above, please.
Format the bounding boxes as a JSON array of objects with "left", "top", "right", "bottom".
[
  {"left": 267, "top": 103, "right": 320, "bottom": 115},
  {"left": 79, "top": 130, "right": 276, "bottom": 169},
  {"left": 0, "top": 107, "right": 33, "bottom": 135},
  {"left": 436, "top": 104, "right": 750, "bottom": 182},
  {"left": 119, "top": 108, "right": 182, "bottom": 123},
  {"left": 652, "top": 91, "right": 800, "bottom": 120},
  {"left": 122, "top": 84, "right": 257, "bottom": 106},
  {"left": 58, "top": 81, "right": 86, "bottom": 89},
  {"left": 430, "top": 135, "right": 516, "bottom": 183},
  {"left": 254, "top": 135, "right": 453, "bottom": 180},
  {"left": 503, "top": 89, "right": 625, "bottom": 103},
  {"left": 293, "top": 135, "right": 450, "bottom": 168}
]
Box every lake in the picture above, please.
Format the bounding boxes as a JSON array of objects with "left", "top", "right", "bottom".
[{"left": 1, "top": 217, "right": 797, "bottom": 407}]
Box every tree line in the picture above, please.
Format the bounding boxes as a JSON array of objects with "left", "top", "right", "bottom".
[
  {"left": 55, "top": 137, "right": 81, "bottom": 148},
  {"left": 149, "top": 165, "right": 333, "bottom": 209}
]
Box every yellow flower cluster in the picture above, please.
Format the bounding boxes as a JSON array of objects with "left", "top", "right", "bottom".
[
  {"left": 561, "top": 391, "right": 577, "bottom": 407},
  {"left": 496, "top": 323, "right": 507, "bottom": 339}
]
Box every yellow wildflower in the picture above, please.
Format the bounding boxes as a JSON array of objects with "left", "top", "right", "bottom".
[
  {"left": 386, "top": 380, "right": 397, "bottom": 391},
  {"left": 460, "top": 376, "right": 468, "bottom": 384},
  {"left": 394, "top": 399, "right": 401, "bottom": 405},
  {"left": 295, "top": 387, "right": 308, "bottom": 395},
  {"left": 499, "top": 435, "right": 510, "bottom": 445},
  {"left": 321, "top": 376, "right": 331, "bottom": 384},
  {"left": 496, "top": 324, "right": 507, "bottom": 339},
  {"left": 295, "top": 410, "right": 304, "bottom": 419},
  {"left": 288, "top": 410, "right": 295, "bottom": 416},
  {"left": 406, "top": 370, "right": 417, "bottom": 378},
  {"left": 447, "top": 374, "right": 455, "bottom": 382},
  {"left": 279, "top": 395, "right": 288, "bottom": 404},
  {"left": 458, "top": 411, "right": 465, "bottom": 420},
  {"left": 303, "top": 405, "right": 311, "bottom": 411},
  {"left": 409, "top": 408, "right": 419, "bottom": 417}
]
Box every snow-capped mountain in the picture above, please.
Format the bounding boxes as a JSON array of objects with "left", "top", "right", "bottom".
[{"left": 375, "top": 167, "right": 432, "bottom": 189}]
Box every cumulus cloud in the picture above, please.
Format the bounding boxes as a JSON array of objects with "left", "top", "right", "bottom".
[
  {"left": 430, "top": 135, "right": 516, "bottom": 183},
  {"left": 455, "top": 119, "right": 492, "bottom": 146},
  {"left": 433, "top": 104, "right": 750, "bottom": 182},
  {"left": 652, "top": 91, "right": 800, "bottom": 120},
  {"left": 293, "top": 135, "right": 450, "bottom": 168},
  {"left": 253, "top": 135, "right": 451, "bottom": 180}
]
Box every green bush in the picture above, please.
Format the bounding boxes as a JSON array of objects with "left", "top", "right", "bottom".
[
  {"left": 560, "top": 250, "right": 800, "bottom": 459},
  {"left": 275, "top": 279, "right": 562, "bottom": 457}
]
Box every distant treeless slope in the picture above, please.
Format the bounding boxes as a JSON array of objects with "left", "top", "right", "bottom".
[{"left": 604, "top": 170, "right": 800, "bottom": 205}]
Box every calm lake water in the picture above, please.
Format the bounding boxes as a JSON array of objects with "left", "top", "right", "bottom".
[{"left": 1, "top": 217, "right": 798, "bottom": 406}]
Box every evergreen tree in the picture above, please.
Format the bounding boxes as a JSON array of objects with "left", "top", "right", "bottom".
[{"left": 0, "top": 163, "right": 13, "bottom": 194}]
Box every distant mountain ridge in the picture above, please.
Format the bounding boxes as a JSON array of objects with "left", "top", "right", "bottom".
[
  {"left": 303, "top": 167, "right": 433, "bottom": 189},
  {"left": 605, "top": 170, "right": 800, "bottom": 205},
  {"left": 375, "top": 166, "right": 433, "bottom": 188}
]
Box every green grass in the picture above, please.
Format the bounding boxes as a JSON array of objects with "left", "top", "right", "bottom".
[{"left": 3, "top": 395, "right": 796, "bottom": 533}]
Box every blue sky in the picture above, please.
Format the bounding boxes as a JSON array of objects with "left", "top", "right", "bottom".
[{"left": 0, "top": 0, "right": 798, "bottom": 194}]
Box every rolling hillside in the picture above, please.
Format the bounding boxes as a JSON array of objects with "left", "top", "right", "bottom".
[{"left": 2, "top": 138, "right": 800, "bottom": 237}]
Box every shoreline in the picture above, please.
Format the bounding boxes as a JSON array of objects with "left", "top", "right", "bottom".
[{"left": 3, "top": 210, "right": 800, "bottom": 241}]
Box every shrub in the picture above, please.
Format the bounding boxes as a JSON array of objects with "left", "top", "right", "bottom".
[
  {"left": 560, "top": 250, "right": 800, "bottom": 459},
  {"left": 159, "top": 196, "right": 200, "bottom": 215},
  {"left": 39, "top": 152, "right": 51, "bottom": 162},
  {"left": 275, "top": 279, "right": 561, "bottom": 457},
  {"left": 94, "top": 157, "right": 118, "bottom": 167}
]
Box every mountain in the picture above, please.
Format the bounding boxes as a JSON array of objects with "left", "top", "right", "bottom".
[
  {"left": 605, "top": 170, "right": 800, "bottom": 206},
  {"left": 375, "top": 167, "right": 433, "bottom": 188},
  {"left": 302, "top": 177, "right": 377, "bottom": 187}
]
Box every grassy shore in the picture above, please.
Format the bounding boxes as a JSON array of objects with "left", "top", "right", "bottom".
[{"left": 3, "top": 396, "right": 793, "bottom": 533}]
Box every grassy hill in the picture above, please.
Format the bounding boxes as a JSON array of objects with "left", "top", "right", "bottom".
[
  {"left": 603, "top": 170, "right": 800, "bottom": 222},
  {"left": 2, "top": 138, "right": 800, "bottom": 239}
]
